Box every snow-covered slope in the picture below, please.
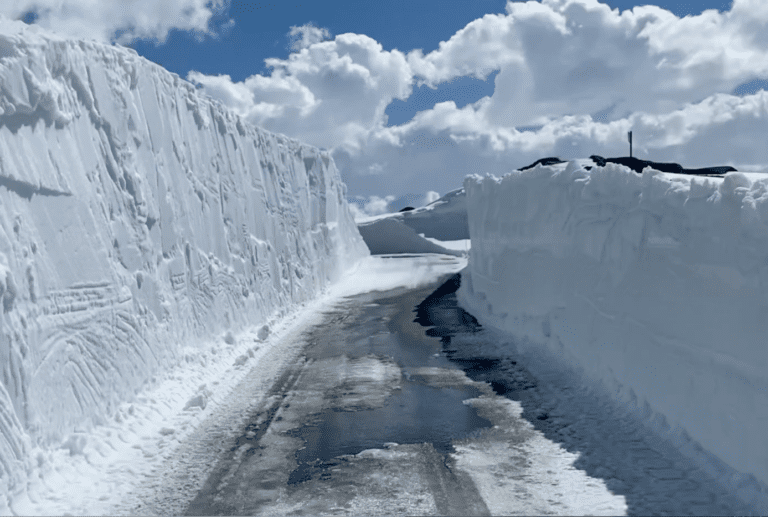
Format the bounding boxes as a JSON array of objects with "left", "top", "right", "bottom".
[
  {"left": 357, "top": 187, "right": 469, "bottom": 241},
  {"left": 356, "top": 217, "right": 464, "bottom": 256},
  {"left": 458, "top": 160, "right": 768, "bottom": 498},
  {"left": 0, "top": 16, "right": 367, "bottom": 503}
]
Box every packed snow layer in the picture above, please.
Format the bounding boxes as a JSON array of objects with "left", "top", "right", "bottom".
[
  {"left": 356, "top": 217, "right": 464, "bottom": 256},
  {"left": 0, "top": 16, "right": 367, "bottom": 505},
  {"left": 356, "top": 187, "right": 469, "bottom": 241},
  {"left": 458, "top": 161, "right": 768, "bottom": 492}
]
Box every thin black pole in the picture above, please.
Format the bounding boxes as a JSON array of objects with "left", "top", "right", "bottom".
[{"left": 628, "top": 131, "right": 633, "bottom": 158}]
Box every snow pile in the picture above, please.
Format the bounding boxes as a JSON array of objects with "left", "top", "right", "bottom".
[
  {"left": 458, "top": 161, "right": 768, "bottom": 494},
  {"left": 0, "top": 15, "right": 367, "bottom": 506}
]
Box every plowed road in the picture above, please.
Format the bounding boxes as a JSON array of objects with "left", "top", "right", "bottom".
[{"left": 128, "top": 256, "right": 756, "bottom": 516}]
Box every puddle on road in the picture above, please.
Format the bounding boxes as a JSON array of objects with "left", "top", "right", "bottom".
[
  {"left": 288, "top": 383, "right": 487, "bottom": 483},
  {"left": 287, "top": 280, "right": 492, "bottom": 484}
]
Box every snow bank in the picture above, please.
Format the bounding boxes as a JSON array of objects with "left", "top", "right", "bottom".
[
  {"left": 356, "top": 187, "right": 469, "bottom": 241},
  {"left": 0, "top": 15, "right": 367, "bottom": 506},
  {"left": 458, "top": 161, "right": 768, "bottom": 494},
  {"left": 356, "top": 217, "right": 464, "bottom": 256}
]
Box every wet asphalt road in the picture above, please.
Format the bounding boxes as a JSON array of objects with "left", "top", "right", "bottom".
[
  {"left": 180, "top": 263, "right": 760, "bottom": 516},
  {"left": 184, "top": 279, "right": 496, "bottom": 515}
]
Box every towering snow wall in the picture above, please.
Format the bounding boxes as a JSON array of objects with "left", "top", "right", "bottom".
[
  {"left": 458, "top": 162, "right": 768, "bottom": 490},
  {"left": 0, "top": 17, "right": 368, "bottom": 498}
]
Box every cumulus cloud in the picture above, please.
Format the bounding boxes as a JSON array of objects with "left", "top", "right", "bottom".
[
  {"left": 1, "top": 0, "right": 230, "bottom": 44},
  {"left": 348, "top": 195, "right": 396, "bottom": 220},
  {"left": 405, "top": 0, "right": 768, "bottom": 129},
  {"left": 288, "top": 23, "right": 331, "bottom": 51},
  {"left": 188, "top": 30, "right": 413, "bottom": 153},
  {"left": 182, "top": 0, "right": 768, "bottom": 196},
  {"left": 15, "top": 0, "right": 768, "bottom": 196},
  {"left": 340, "top": 88, "right": 768, "bottom": 195}
]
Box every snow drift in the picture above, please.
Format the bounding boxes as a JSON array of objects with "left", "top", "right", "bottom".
[
  {"left": 0, "top": 16, "right": 367, "bottom": 502},
  {"left": 458, "top": 161, "right": 768, "bottom": 494}
]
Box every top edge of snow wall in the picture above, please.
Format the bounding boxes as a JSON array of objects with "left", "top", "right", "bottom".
[
  {"left": 458, "top": 162, "right": 768, "bottom": 493},
  {"left": 0, "top": 17, "right": 368, "bottom": 499}
]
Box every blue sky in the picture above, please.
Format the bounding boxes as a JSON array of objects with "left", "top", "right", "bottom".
[
  {"left": 124, "top": 1, "right": 732, "bottom": 81},
  {"left": 8, "top": 0, "right": 768, "bottom": 217},
  {"left": 122, "top": 0, "right": 743, "bottom": 128}
]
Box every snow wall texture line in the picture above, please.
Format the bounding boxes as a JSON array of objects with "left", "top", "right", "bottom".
[
  {"left": 0, "top": 18, "right": 368, "bottom": 499},
  {"left": 458, "top": 162, "right": 768, "bottom": 490}
]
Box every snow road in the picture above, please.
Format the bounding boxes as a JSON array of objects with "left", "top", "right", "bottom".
[
  {"left": 126, "top": 256, "right": 754, "bottom": 516},
  {"left": 13, "top": 255, "right": 760, "bottom": 515}
]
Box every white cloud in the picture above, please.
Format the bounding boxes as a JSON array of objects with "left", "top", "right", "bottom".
[
  {"left": 337, "top": 88, "right": 768, "bottom": 196},
  {"left": 347, "top": 203, "right": 367, "bottom": 221},
  {"left": 13, "top": 0, "right": 768, "bottom": 197},
  {"left": 184, "top": 0, "right": 768, "bottom": 191},
  {"left": 288, "top": 23, "right": 331, "bottom": 51},
  {"left": 366, "top": 162, "right": 386, "bottom": 175},
  {"left": 348, "top": 195, "right": 396, "bottom": 220},
  {"left": 188, "top": 30, "right": 413, "bottom": 154},
  {"left": 1, "top": 0, "right": 229, "bottom": 44},
  {"left": 404, "top": 0, "right": 768, "bottom": 130}
]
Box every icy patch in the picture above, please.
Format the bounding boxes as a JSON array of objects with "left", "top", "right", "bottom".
[
  {"left": 329, "top": 255, "right": 467, "bottom": 297},
  {"left": 407, "top": 367, "right": 476, "bottom": 389},
  {"left": 423, "top": 237, "right": 470, "bottom": 253},
  {"left": 313, "top": 354, "right": 403, "bottom": 411}
]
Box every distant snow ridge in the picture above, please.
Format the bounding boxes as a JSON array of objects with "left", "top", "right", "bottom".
[
  {"left": 355, "top": 188, "right": 469, "bottom": 256},
  {"left": 356, "top": 218, "right": 464, "bottom": 256},
  {"left": 458, "top": 159, "right": 768, "bottom": 509},
  {"left": 357, "top": 188, "right": 469, "bottom": 241},
  {"left": 0, "top": 15, "right": 367, "bottom": 502}
]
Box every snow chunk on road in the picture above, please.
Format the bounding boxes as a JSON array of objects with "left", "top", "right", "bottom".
[{"left": 257, "top": 325, "right": 270, "bottom": 341}]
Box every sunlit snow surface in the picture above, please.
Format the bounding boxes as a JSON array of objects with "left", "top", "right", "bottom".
[
  {"left": 0, "top": 15, "right": 368, "bottom": 511},
  {"left": 458, "top": 160, "right": 768, "bottom": 509}
]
